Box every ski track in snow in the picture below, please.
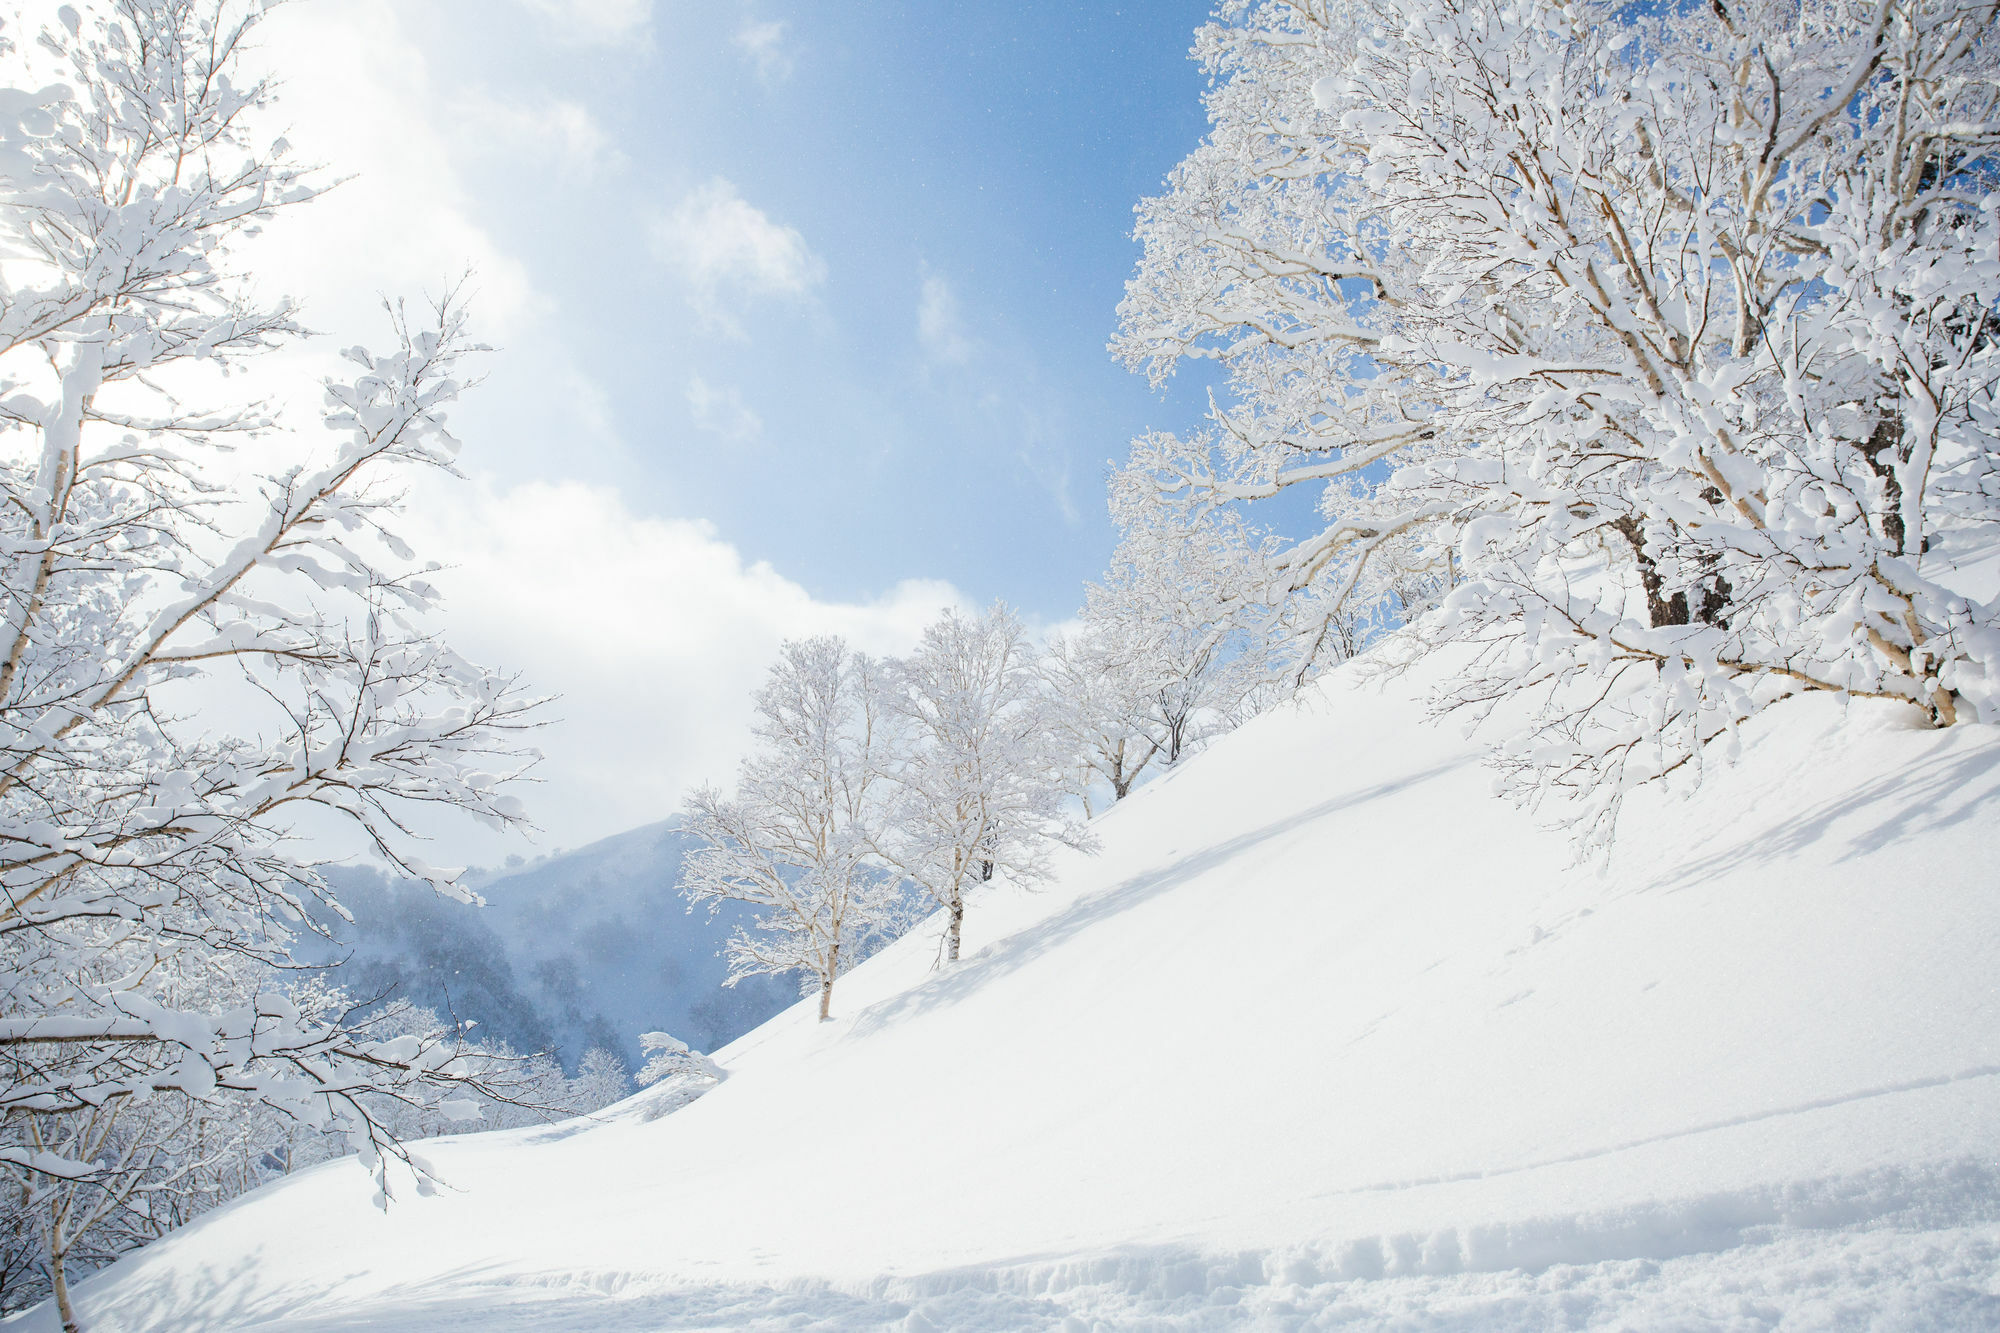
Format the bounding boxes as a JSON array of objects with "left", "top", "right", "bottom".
[{"left": 19, "top": 654, "right": 2000, "bottom": 1330}]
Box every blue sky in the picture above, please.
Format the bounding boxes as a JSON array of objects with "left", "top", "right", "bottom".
[
  {"left": 388, "top": 0, "right": 1218, "bottom": 611},
  {"left": 230, "top": 0, "right": 1225, "bottom": 858}
]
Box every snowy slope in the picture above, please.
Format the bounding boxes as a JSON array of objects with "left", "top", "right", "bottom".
[{"left": 27, "top": 657, "right": 2000, "bottom": 1329}]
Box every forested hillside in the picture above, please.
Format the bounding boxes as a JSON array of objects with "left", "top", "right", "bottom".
[{"left": 309, "top": 825, "right": 794, "bottom": 1072}]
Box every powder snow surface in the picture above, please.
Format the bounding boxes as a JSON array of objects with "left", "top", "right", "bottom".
[{"left": 24, "top": 661, "right": 2000, "bottom": 1329}]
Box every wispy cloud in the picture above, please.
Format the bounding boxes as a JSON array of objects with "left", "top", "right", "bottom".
[
  {"left": 733, "top": 18, "right": 795, "bottom": 84},
  {"left": 913, "top": 268, "right": 1076, "bottom": 528},
  {"left": 245, "top": 1, "right": 546, "bottom": 338},
  {"left": 515, "top": 0, "right": 653, "bottom": 46},
  {"left": 917, "top": 268, "right": 975, "bottom": 366},
  {"left": 1007, "top": 396, "right": 1080, "bottom": 526},
  {"left": 451, "top": 92, "right": 622, "bottom": 182},
  {"left": 652, "top": 178, "right": 824, "bottom": 334},
  {"left": 686, "top": 377, "right": 762, "bottom": 442}
]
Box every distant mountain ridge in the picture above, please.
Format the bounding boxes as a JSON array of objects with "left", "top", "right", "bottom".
[{"left": 309, "top": 820, "right": 795, "bottom": 1071}]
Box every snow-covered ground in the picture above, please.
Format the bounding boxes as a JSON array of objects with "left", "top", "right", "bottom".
[{"left": 23, "top": 657, "right": 2000, "bottom": 1329}]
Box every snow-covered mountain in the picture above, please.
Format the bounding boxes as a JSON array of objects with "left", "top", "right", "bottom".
[
  {"left": 37, "top": 654, "right": 2000, "bottom": 1328},
  {"left": 310, "top": 822, "right": 795, "bottom": 1071}
]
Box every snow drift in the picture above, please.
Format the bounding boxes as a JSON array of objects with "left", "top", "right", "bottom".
[{"left": 25, "top": 657, "right": 2000, "bottom": 1329}]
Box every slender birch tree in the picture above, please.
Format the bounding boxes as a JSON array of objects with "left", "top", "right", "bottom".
[
  {"left": 678, "top": 637, "right": 903, "bottom": 1020},
  {"left": 1039, "top": 628, "right": 1161, "bottom": 813},
  {"left": 878, "top": 605, "right": 1090, "bottom": 963}
]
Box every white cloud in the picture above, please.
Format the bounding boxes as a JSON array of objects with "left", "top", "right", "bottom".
[
  {"left": 918, "top": 269, "right": 975, "bottom": 366},
  {"left": 733, "top": 18, "right": 795, "bottom": 83},
  {"left": 22, "top": 0, "right": 967, "bottom": 871},
  {"left": 405, "top": 478, "right": 961, "bottom": 861},
  {"left": 241, "top": 3, "right": 543, "bottom": 342},
  {"left": 652, "top": 179, "right": 824, "bottom": 334},
  {"left": 686, "top": 377, "right": 762, "bottom": 442},
  {"left": 515, "top": 0, "right": 653, "bottom": 46},
  {"left": 450, "top": 91, "right": 622, "bottom": 182}
]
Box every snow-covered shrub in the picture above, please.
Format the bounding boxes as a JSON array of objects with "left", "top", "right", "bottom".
[
  {"left": 634, "top": 1031, "right": 721, "bottom": 1088},
  {"left": 630, "top": 1032, "right": 723, "bottom": 1121}
]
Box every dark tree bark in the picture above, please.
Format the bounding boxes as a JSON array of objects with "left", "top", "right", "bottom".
[
  {"left": 1611, "top": 515, "right": 1732, "bottom": 630},
  {"left": 1860, "top": 410, "right": 1907, "bottom": 556},
  {"left": 1611, "top": 516, "right": 1689, "bottom": 628}
]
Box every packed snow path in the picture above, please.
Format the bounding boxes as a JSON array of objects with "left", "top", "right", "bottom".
[{"left": 29, "top": 661, "right": 2000, "bottom": 1329}]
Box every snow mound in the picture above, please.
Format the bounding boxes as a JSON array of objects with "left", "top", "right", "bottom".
[{"left": 31, "top": 659, "right": 2000, "bottom": 1329}]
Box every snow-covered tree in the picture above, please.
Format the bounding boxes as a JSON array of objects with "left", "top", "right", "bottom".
[
  {"left": 679, "top": 637, "right": 904, "bottom": 1020},
  {"left": 1038, "top": 628, "right": 1161, "bottom": 812},
  {"left": 0, "top": 1090, "right": 224, "bottom": 1314},
  {"left": 1117, "top": 0, "right": 2000, "bottom": 847},
  {"left": 877, "top": 605, "right": 1091, "bottom": 963},
  {"left": 11, "top": 1090, "right": 206, "bottom": 1322},
  {"left": 569, "top": 1048, "right": 631, "bottom": 1115},
  {"left": 0, "top": 981, "right": 537, "bottom": 1318},
  {"left": 1046, "top": 499, "right": 1318, "bottom": 813},
  {"left": 1044, "top": 522, "right": 1267, "bottom": 811},
  {"left": 0, "top": 4, "right": 542, "bottom": 1319},
  {"left": 1092, "top": 507, "right": 1277, "bottom": 756}
]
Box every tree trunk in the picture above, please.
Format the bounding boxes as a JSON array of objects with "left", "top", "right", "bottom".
[
  {"left": 1694, "top": 573, "right": 1732, "bottom": 628},
  {"left": 1862, "top": 410, "right": 1907, "bottom": 556},
  {"left": 1610, "top": 516, "right": 1689, "bottom": 628},
  {"left": 818, "top": 942, "right": 838, "bottom": 1021},
  {"left": 51, "top": 1244, "right": 79, "bottom": 1333},
  {"left": 946, "top": 895, "right": 964, "bottom": 963}
]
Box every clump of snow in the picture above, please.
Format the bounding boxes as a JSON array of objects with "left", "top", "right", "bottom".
[{"left": 30, "top": 657, "right": 2000, "bottom": 1330}]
